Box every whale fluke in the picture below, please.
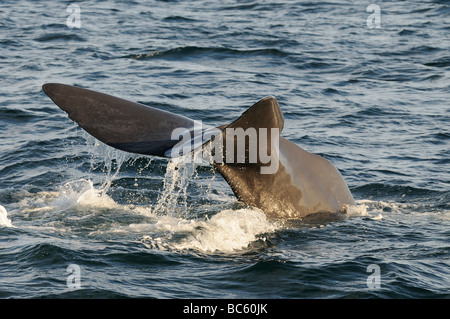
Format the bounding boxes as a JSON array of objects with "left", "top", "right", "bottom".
[{"left": 43, "top": 83, "right": 355, "bottom": 219}]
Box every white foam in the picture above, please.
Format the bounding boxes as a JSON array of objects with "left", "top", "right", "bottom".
[
  {"left": 0, "top": 204, "right": 14, "bottom": 228},
  {"left": 53, "top": 179, "right": 119, "bottom": 209},
  {"left": 141, "top": 208, "right": 278, "bottom": 253},
  {"left": 355, "top": 199, "right": 411, "bottom": 217},
  {"left": 356, "top": 199, "right": 406, "bottom": 211},
  {"left": 345, "top": 202, "right": 370, "bottom": 217},
  {"left": 371, "top": 213, "right": 383, "bottom": 220},
  {"left": 76, "top": 183, "right": 118, "bottom": 208}
]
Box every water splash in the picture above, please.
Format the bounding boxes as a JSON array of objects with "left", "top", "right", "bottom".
[
  {"left": 152, "top": 149, "right": 214, "bottom": 217},
  {"left": 83, "top": 134, "right": 132, "bottom": 195},
  {"left": 152, "top": 156, "right": 195, "bottom": 216},
  {"left": 82, "top": 134, "right": 212, "bottom": 217},
  {"left": 56, "top": 179, "right": 119, "bottom": 209},
  {"left": 141, "top": 208, "right": 278, "bottom": 253},
  {"left": 0, "top": 204, "right": 14, "bottom": 227}
]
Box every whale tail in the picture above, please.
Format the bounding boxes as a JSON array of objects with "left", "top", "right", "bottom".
[{"left": 43, "top": 83, "right": 354, "bottom": 218}]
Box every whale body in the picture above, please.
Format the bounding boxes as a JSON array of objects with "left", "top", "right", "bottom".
[{"left": 42, "top": 83, "right": 355, "bottom": 219}]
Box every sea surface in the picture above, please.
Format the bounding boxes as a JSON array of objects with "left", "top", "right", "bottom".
[{"left": 0, "top": 0, "right": 449, "bottom": 299}]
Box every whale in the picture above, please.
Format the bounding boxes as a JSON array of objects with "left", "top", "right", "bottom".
[{"left": 42, "top": 83, "right": 355, "bottom": 219}]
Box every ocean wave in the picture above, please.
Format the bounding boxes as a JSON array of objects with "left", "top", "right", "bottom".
[
  {"left": 122, "top": 46, "right": 288, "bottom": 61},
  {"left": 352, "top": 183, "right": 449, "bottom": 199},
  {"left": 34, "top": 33, "right": 86, "bottom": 43},
  {"left": 423, "top": 56, "right": 450, "bottom": 68},
  {"left": 0, "top": 108, "right": 36, "bottom": 123}
]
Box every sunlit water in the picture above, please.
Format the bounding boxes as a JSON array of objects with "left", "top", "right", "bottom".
[{"left": 0, "top": 0, "right": 449, "bottom": 298}]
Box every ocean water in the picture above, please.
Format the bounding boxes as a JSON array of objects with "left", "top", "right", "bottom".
[{"left": 0, "top": 0, "right": 449, "bottom": 299}]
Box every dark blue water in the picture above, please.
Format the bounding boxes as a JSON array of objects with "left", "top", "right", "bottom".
[{"left": 0, "top": 0, "right": 449, "bottom": 299}]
